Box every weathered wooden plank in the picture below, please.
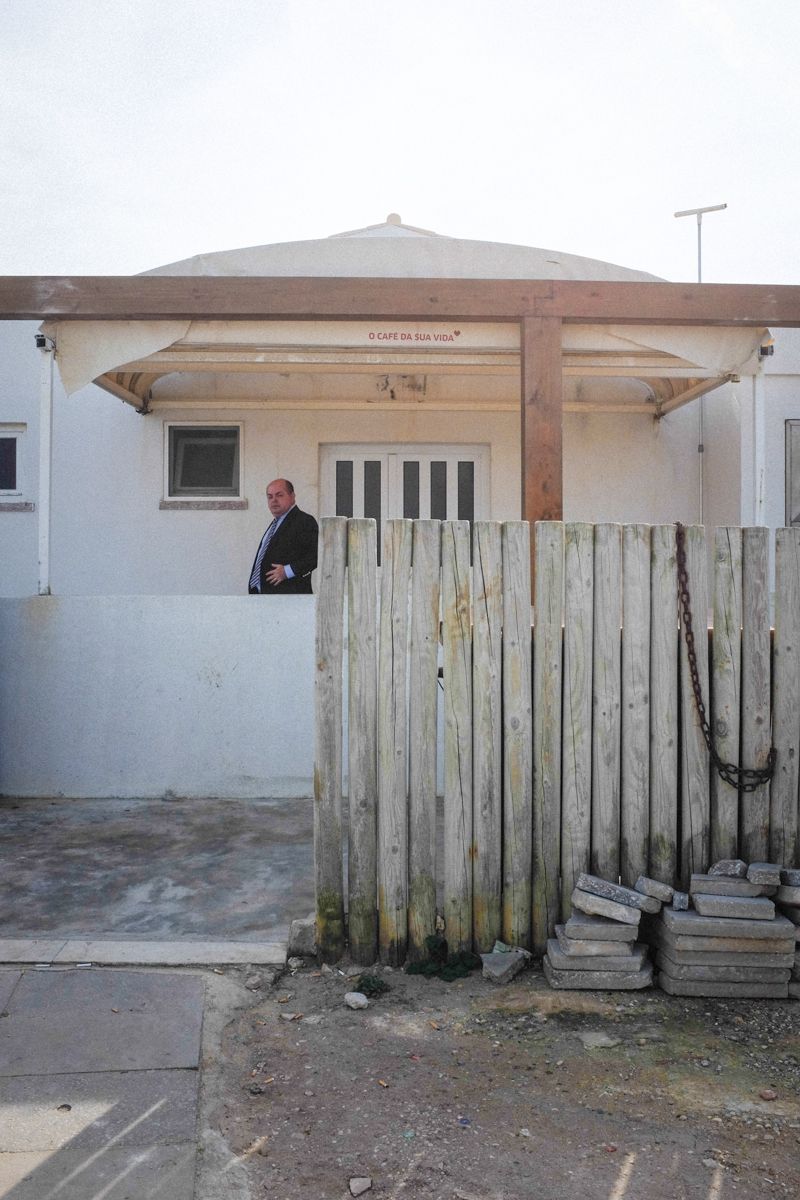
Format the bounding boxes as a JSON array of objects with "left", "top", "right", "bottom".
[
  {"left": 347, "top": 519, "right": 378, "bottom": 965},
  {"left": 408, "top": 520, "right": 441, "bottom": 960},
  {"left": 591, "top": 524, "right": 622, "bottom": 882},
  {"left": 521, "top": 317, "right": 563, "bottom": 536},
  {"left": 532, "top": 521, "right": 564, "bottom": 953},
  {"left": 501, "top": 521, "right": 533, "bottom": 950},
  {"left": 678, "top": 525, "right": 710, "bottom": 886},
  {"left": 377, "top": 519, "right": 413, "bottom": 965},
  {"left": 740, "top": 527, "right": 771, "bottom": 862},
  {"left": 711, "top": 527, "right": 742, "bottom": 863},
  {"left": 472, "top": 521, "right": 503, "bottom": 953},
  {"left": 313, "top": 516, "right": 347, "bottom": 962},
  {"left": 560, "top": 523, "right": 593, "bottom": 916},
  {"left": 649, "top": 525, "right": 679, "bottom": 884},
  {"left": 771, "top": 528, "right": 800, "bottom": 866},
  {"left": 442, "top": 522, "right": 473, "bottom": 953},
  {"left": 5, "top": 276, "right": 800, "bottom": 325},
  {"left": 620, "top": 524, "right": 651, "bottom": 886}
]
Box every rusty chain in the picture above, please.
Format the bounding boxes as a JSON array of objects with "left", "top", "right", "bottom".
[{"left": 675, "top": 522, "right": 776, "bottom": 792}]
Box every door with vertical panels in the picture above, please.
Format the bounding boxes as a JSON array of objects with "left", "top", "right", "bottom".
[{"left": 320, "top": 444, "right": 489, "bottom": 538}]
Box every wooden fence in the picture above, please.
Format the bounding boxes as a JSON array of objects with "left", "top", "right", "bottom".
[{"left": 314, "top": 519, "right": 800, "bottom": 964}]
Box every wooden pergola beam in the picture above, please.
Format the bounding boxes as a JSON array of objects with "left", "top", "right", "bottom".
[{"left": 2, "top": 275, "right": 800, "bottom": 326}]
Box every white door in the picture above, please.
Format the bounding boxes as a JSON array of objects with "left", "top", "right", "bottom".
[{"left": 320, "top": 443, "right": 490, "bottom": 531}]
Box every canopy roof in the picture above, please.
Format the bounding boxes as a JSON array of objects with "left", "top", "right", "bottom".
[{"left": 43, "top": 216, "right": 765, "bottom": 414}]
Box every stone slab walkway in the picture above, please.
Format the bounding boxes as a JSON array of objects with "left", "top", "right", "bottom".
[{"left": 0, "top": 967, "right": 204, "bottom": 1199}]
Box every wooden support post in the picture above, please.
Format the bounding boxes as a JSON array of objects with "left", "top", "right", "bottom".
[
  {"left": 408, "top": 520, "right": 441, "bottom": 960},
  {"left": 314, "top": 517, "right": 347, "bottom": 962},
  {"left": 377, "top": 519, "right": 413, "bottom": 965},
  {"left": 520, "top": 317, "right": 563, "bottom": 580},
  {"left": 347, "top": 519, "right": 378, "bottom": 965}
]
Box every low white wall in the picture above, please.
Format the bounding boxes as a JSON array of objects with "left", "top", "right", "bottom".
[{"left": 0, "top": 595, "right": 316, "bottom": 798}]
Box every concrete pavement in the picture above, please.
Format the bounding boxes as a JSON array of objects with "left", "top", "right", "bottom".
[{"left": 0, "top": 966, "right": 205, "bottom": 1199}]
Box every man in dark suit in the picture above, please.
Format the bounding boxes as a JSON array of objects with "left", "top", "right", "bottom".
[{"left": 248, "top": 479, "right": 319, "bottom": 594}]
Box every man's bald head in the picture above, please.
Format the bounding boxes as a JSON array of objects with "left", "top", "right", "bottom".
[{"left": 266, "top": 479, "right": 295, "bottom": 518}]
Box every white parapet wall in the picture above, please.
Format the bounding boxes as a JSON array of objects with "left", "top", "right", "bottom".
[{"left": 0, "top": 595, "right": 316, "bottom": 799}]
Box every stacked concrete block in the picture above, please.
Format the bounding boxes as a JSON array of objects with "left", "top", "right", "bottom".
[
  {"left": 542, "top": 873, "right": 657, "bottom": 990},
  {"left": 650, "top": 860, "right": 794, "bottom": 998},
  {"left": 775, "top": 868, "right": 800, "bottom": 1000}
]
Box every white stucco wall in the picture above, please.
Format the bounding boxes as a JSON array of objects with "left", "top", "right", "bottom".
[
  {"left": 0, "top": 595, "right": 316, "bottom": 798},
  {"left": 5, "top": 318, "right": 797, "bottom": 600}
]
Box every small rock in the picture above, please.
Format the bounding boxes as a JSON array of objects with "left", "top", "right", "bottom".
[
  {"left": 349, "top": 1177, "right": 372, "bottom": 1197},
  {"left": 672, "top": 891, "right": 690, "bottom": 911},
  {"left": 702, "top": 1158, "right": 719, "bottom": 1168},
  {"left": 481, "top": 949, "right": 528, "bottom": 985},
  {"left": 709, "top": 859, "right": 748, "bottom": 878},
  {"left": 344, "top": 992, "right": 369, "bottom": 1010},
  {"left": 343, "top": 964, "right": 364, "bottom": 978},
  {"left": 287, "top": 912, "right": 316, "bottom": 957},
  {"left": 287, "top": 956, "right": 304, "bottom": 971},
  {"left": 320, "top": 963, "right": 334, "bottom": 976},
  {"left": 279, "top": 1011, "right": 301, "bottom": 1022},
  {"left": 760, "top": 1088, "right": 778, "bottom": 1101},
  {"left": 519, "top": 1128, "right": 531, "bottom": 1138},
  {"left": 244, "top": 974, "right": 263, "bottom": 991}
]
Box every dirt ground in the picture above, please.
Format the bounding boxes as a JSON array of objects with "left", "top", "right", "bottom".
[{"left": 200, "top": 959, "right": 800, "bottom": 1200}]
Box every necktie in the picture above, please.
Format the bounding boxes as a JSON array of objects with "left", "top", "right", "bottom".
[{"left": 249, "top": 518, "right": 279, "bottom": 591}]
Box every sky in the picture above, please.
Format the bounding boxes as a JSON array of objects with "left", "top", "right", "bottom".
[{"left": 1, "top": 0, "right": 799, "bottom": 283}]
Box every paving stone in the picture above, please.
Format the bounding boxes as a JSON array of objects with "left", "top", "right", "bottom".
[
  {"left": 647, "top": 928, "right": 794, "bottom": 966},
  {"left": 0, "top": 1069, "right": 198, "bottom": 1151},
  {"left": 635, "top": 876, "right": 674, "bottom": 903},
  {"left": 776, "top": 885, "right": 800, "bottom": 908},
  {"left": 790, "top": 981, "right": 800, "bottom": 1000},
  {"left": 708, "top": 859, "right": 748, "bottom": 878},
  {"left": 658, "top": 973, "right": 789, "bottom": 998},
  {"left": 571, "top": 889, "right": 642, "bottom": 926},
  {"left": 0, "top": 970, "right": 204, "bottom": 1076},
  {"left": 481, "top": 950, "right": 528, "bottom": 985},
  {"left": 655, "top": 952, "right": 791, "bottom": 983},
  {"left": 563, "top": 914, "right": 638, "bottom": 942},
  {"left": 555, "top": 925, "right": 634, "bottom": 957},
  {"left": 672, "top": 891, "right": 690, "bottom": 910},
  {"left": 650, "top": 924, "right": 796, "bottom": 955},
  {"left": 575, "top": 874, "right": 660, "bottom": 913},
  {"left": 747, "top": 862, "right": 782, "bottom": 886},
  {"left": 543, "top": 957, "right": 652, "bottom": 991},
  {"left": 0, "top": 1144, "right": 196, "bottom": 1200},
  {"left": 546, "top": 939, "right": 646, "bottom": 972},
  {"left": 0, "top": 972, "right": 21, "bottom": 1011},
  {"left": 781, "top": 868, "right": 800, "bottom": 887},
  {"left": 689, "top": 874, "right": 763, "bottom": 898},
  {"left": 662, "top": 908, "right": 795, "bottom": 940},
  {"left": 692, "top": 894, "right": 775, "bottom": 920}
]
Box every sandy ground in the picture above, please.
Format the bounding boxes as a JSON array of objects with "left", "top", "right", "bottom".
[{"left": 197, "top": 960, "right": 800, "bottom": 1200}]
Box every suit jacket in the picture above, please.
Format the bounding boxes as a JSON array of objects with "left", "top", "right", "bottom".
[{"left": 248, "top": 505, "right": 319, "bottom": 594}]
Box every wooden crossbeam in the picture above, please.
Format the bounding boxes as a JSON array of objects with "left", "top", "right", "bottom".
[{"left": 3, "top": 275, "right": 800, "bottom": 325}]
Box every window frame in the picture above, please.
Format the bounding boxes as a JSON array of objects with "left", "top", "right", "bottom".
[
  {"left": 163, "top": 421, "right": 244, "bottom": 503},
  {"left": 0, "top": 424, "right": 25, "bottom": 498}
]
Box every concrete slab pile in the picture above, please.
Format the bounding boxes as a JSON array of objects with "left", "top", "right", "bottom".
[
  {"left": 774, "top": 868, "right": 800, "bottom": 1000},
  {"left": 647, "top": 859, "right": 796, "bottom": 998},
  {"left": 542, "top": 874, "right": 659, "bottom": 990}
]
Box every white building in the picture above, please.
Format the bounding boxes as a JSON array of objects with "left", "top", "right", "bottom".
[{"left": 1, "top": 217, "right": 798, "bottom": 798}]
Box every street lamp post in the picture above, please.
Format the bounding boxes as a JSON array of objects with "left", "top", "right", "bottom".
[{"left": 674, "top": 202, "right": 727, "bottom": 283}]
